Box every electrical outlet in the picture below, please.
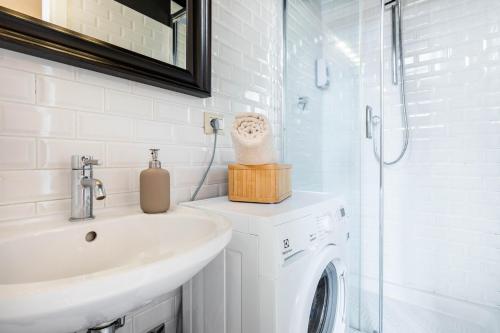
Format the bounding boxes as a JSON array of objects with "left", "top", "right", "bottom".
[{"left": 204, "top": 112, "right": 224, "bottom": 135}]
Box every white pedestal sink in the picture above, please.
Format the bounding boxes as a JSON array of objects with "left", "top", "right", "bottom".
[{"left": 0, "top": 206, "right": 232, "bottom": 333}]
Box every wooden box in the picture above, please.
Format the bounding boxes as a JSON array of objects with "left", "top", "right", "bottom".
[{"left": 228, "top": 163, "right": 292, "bottom": 203}]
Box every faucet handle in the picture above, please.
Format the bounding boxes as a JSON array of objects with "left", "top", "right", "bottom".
[{"left": 71, "top": 155, "right": 100, "bottom": 169}]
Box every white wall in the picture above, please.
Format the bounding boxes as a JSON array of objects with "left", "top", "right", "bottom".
[
  {"left": 0, "top": 0, "right": 282, "bottom": 223},
  {"left": 284, "top": 0, "right": 324, "bottom": 190},
  {"left": 0, "top": 0, "right": 283, "bottom": 331},
  {"left": 359, "top": 0, "right": 500, "bottom": 332}
]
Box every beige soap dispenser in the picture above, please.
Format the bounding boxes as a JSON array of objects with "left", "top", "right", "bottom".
[{"left": 140, "top": 149, "right": 170, "bottom": 213}]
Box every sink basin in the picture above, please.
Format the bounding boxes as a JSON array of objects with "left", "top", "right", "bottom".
[{"left": 0, "top": 206, "right": 231, "bottom": 333}]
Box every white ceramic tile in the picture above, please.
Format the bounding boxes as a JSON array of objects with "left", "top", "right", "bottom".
[
  {"left": 0, "top": 137, "right": 36, "bottom": 169},
  {"left": 37, "top": 76, "right": 104, "bottom": 112},
  {"left": 188, "top": 108, "right": 205, "bottom": 126},
  {"left": 218, "top": 148, "right": 235, "bottom": 164},
  {"left": 172, "top": 125, "right": 206, "bottom": 145},
  {"left": 173, "top": 167, "right": 205, "bottom": 187},
  {"left": 104, "top": 192, "right": 139, "bottom": 208},
  {"left": 106, "top": 142, "right": 151, "bottom": 167},
  {"left": 230, "top": 1, "right": 253, "bottom": 24},
  {"left": 0, "top": 103, "right": 75, "bottom": 138},
  {"left": 219, "top": 44, "right": 243, "bottom": 67},
  {"left": 206, "top": 166, "right": 228, "bottom": 185},
  {"left": 218, "top": 183, "right": 228, "bottom": 196},
  {"left": 0, "top": 67, "right": 35, "bottom": 103},
  {"left": 0, "top": 49, "right": 75, "bottom": 80},
  {"left": 76, "top": 69, "right": 131, "bottom": 92},
  {"left": 190, "top": 146, "right": 220, "bottom": 165},
  {"left": 35, "top": 199, "right": 71, "bottom": 216},
  {"left": 134, "top": 120, "right": 173, "bottom": 143},
  {"left": 0, "top": 170, "right": 70, "bottom": 204},
  {"left": 37, "top": 139, "right": 105, "bottom": 169},
  {"left": 190, "top": 184, "right": 220, "bottom": 200},
  {"left": 105, "top": 90, "right": 153, "bottom": 119},
  {"left": 93, "top": 168, "right": 133, "bottom": 194},
  {"left": 155, "top": 101, "right": 189, "bottom": 123},
  {"left": 171, "top": 187, "right": 191, "bottom": 205},
  {"left": 78, "top": 112, "right": 133, "bottom": 141},
  {"left": 0, "top": 203, "right": 36, "bottom": 222},
  {"left": 160, "top": 146, "right": 191, "bottom": 166}
]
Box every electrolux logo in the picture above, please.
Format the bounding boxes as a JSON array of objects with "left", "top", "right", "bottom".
[{"left": 283, "top": 238, "right": 290, "bottom": 249}]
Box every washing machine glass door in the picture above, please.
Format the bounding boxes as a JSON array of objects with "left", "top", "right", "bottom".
[{"left": 307, "top": 261, "right": 346, "bottom": 333}]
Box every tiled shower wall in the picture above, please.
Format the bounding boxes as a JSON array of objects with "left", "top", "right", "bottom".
[
  {"left": 284, "top": 0, "right": 324, "bottom": 190},
  {"left": 360, "top": 0, "right": 500, "bottom": 332},
  {"left": 0, "top": 0, "right": 283, "bottom": 223}
]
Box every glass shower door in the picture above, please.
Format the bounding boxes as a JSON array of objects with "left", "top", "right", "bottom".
[
  {"left": 359, "top": 1, "right": 384, "bottom": 332},
  {"left": 283, "top": 0, "right": 383, "bottom": 332}
]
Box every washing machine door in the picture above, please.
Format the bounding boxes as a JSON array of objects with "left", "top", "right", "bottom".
[{"left": 291, "top": 246, "right": 347, "bottom": 333}]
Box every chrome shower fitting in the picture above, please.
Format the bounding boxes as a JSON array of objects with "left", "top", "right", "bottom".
[{"left": 368, "top": 0, "right": 409, "bottom": 166}]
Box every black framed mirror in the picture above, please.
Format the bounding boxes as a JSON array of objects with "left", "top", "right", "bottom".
[{"left": 0, "top": 0, "right": 211, "bottom": 97}]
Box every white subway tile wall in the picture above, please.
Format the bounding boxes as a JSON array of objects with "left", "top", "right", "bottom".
[
  {"left": 0, "top": 0, "right": 283, "bottom": 223},
  {"left": 360, "top": 0, "right": 500, "bottom": 331},
  {"left": 0, "top": 0, "right": 282, "bottom": 331},
  {"left": 284, "top": 0, "right": 324, "bottom": 190}
]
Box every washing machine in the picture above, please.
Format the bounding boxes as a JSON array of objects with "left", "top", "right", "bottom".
[{"left": 181, "top": 191, "right": 348, "bottom": 333}]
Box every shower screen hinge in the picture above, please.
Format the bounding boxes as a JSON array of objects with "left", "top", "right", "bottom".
[{"left": 315, "top": 58, "right": 330, "bottom": 89}]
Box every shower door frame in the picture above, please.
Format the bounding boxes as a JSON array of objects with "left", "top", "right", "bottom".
[{"left": 377, "top": 1, "right": 385, "bottom": 333}]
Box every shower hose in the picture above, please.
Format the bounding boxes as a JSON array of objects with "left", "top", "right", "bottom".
[{"left": 372, "top": 0, "right": 409, "bottom": 166}]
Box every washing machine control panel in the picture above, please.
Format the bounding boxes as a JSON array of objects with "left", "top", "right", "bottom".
[{"left": 315, "top": 206, "right": 346, "bottom": 244}]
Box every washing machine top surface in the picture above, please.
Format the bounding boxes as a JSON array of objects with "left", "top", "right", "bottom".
[{"left": 182, "top": 191, "right": 340, "bottom": 218}]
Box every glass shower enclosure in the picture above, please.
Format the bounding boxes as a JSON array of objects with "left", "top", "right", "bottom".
[
  {"left": 284, "top": 0, "right": 382, "bottom": 331},
  {"left": 284, "top": 0, "right": 500, "bottom": 332}
]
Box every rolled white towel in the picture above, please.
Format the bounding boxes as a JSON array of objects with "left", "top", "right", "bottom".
[{"left": 231, "top": 112, "right": 277, "bottom": 165}]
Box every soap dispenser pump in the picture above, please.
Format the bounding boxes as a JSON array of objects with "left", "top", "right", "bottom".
[{"left": 140, "top": 149, "right": 170, "bottom": 213}]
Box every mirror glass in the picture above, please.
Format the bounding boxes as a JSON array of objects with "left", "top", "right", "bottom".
[{"left": 0, "top": 0, "right": 187, "bottom": 68}]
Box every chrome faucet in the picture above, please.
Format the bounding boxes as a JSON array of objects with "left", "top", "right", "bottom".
[{"left": 70, "top": 155, "right": 106, "bottom": 221}]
